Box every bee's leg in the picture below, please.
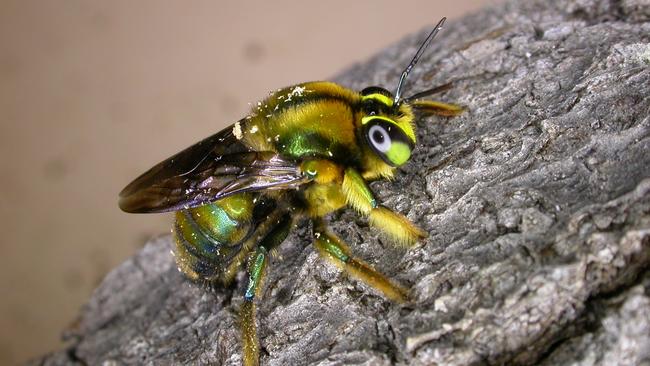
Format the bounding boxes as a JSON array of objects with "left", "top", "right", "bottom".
[
  {"left": 313, "top": 220, "right": 408, "bottom": 302},
  {"left": 406, "top": 83, "right": 463, "bottom": 117},
  {"left": 342, "top": 168, "right": 427, "bottom": 246},
  {"left": 410, "top": 100, "right": 464, "bottom": 116},
  {"left": 240, "top": 213, "right": 292, "bottom": 366}
]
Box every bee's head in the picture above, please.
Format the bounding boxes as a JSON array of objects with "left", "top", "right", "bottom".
[
  {"left": 357, "top": 17, "right": 448, "bottom": 168},
  {"left": 359, "top": 86, "right": 415, "bottom": 167},
  {"left": 356, "top": 17, "right": 452, "bottom": 171}
]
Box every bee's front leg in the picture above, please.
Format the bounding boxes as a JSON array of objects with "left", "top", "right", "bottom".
[{"left": 342, "top": 168, "right": 426, "bottom": 246}]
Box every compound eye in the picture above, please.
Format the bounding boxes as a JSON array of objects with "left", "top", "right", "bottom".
[
  {"left": 363, "top": 119, "right": 414, "bottom": 167},
  {"left": 368, "top": 125, "right": 391, "bottom": 153}
]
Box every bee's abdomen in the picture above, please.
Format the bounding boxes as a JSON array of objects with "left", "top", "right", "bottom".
[{"left": 173, "top": 193, "right": 254, "bottom": 282}]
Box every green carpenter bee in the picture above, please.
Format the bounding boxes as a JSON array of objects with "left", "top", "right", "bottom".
[{"left": 119, "top": 17, "right": 462, "bottom": 366}]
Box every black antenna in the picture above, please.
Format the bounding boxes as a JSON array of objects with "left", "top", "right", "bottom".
[{"left": 394, "top": 17, "right": 446, "bottom": 105}]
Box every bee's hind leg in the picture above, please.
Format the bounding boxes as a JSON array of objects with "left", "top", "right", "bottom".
[
  {"left": 312, "top": 219, "right": 409, "bottom": 303},
  {"left": 240, "top": 212, "right": 293, "bottom": 366}
]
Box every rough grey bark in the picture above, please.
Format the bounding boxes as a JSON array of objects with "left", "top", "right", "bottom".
[{"left": 32, "top": 0, "right": 650, "bottom": 365}]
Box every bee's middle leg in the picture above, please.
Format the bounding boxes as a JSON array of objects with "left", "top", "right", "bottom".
[{"left": 312, "top": 219, "right": 408, "bottom": 302}]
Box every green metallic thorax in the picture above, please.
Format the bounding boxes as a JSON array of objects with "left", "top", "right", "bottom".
[{"left": 240, "top": 82, "right": 363, "bottom": 165}]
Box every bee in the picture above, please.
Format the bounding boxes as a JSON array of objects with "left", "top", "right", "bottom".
[{"left": 119, "top": 17, "right": 462, "bottom": 366}]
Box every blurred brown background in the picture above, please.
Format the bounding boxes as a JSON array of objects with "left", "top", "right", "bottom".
[{"left": 0, "top": 1, "right": 496, "bottom": 363}]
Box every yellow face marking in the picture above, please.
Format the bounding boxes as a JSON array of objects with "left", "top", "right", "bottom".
[
  {"left": 361, "top": 93, "right": 394, "bottom": 107},
  {"left": 385, "top": 142, "right": 412, "bottom": 166},
  {"left": 361, "top": 115, "right": 395, "bottom": 126}
]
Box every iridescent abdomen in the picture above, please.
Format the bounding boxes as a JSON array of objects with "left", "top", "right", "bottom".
[{"left": 173, "top": 193, "right": 254, "bottom": 282}]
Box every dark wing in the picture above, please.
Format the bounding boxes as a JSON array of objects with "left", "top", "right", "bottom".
[{"left": 119, "top": 124, "right": 308, "bottom": 213}]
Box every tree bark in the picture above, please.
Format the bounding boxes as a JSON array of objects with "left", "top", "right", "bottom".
[{"left": 31, "top": 0, "right": 650, "bottom": 365}]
